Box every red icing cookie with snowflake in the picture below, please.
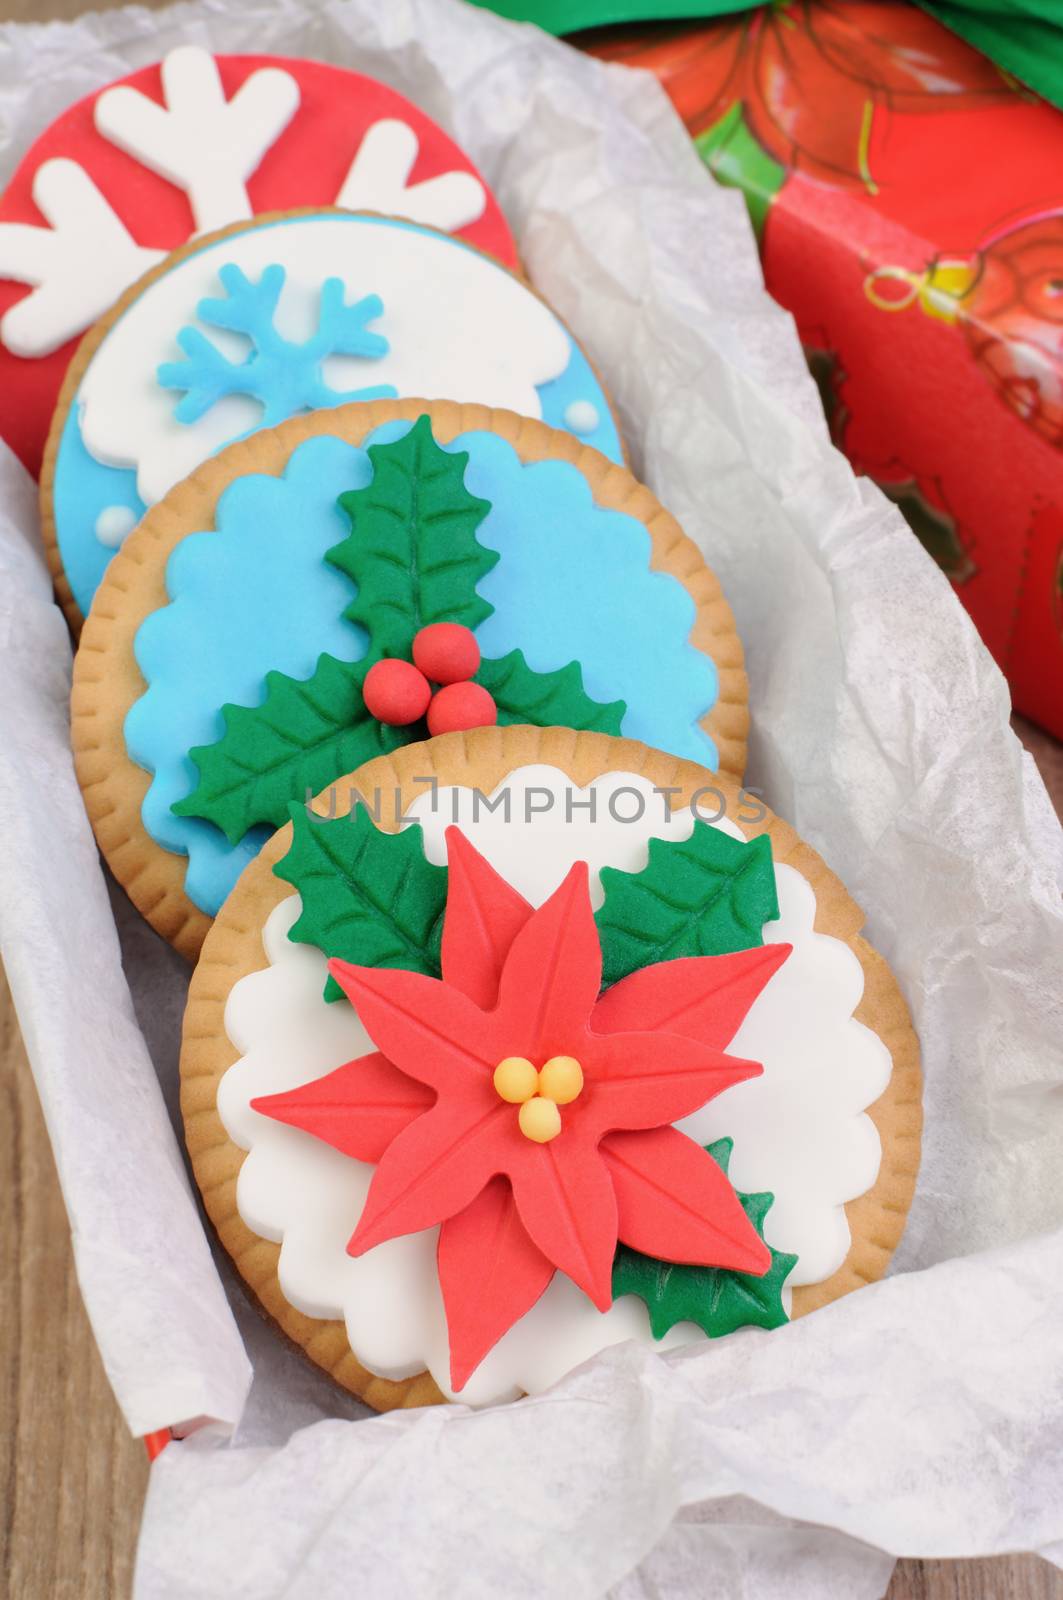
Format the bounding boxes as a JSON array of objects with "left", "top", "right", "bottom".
[{"left": 0, "top": 46, "right": 516, "bottom": 475}]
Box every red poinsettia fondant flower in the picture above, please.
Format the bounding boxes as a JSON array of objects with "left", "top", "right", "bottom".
[{"left": 254, "top": 828, "right": 791, "bottom": 1388}]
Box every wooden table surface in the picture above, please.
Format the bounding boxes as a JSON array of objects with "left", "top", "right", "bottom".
[{"left": 1, "top": 1, "right": 1063, "bottom": 1592}]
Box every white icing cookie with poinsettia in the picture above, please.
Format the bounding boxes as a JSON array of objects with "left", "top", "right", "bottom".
[
  {"left": 0, "top": 46, "right": 514, "bottom": 478},
  {"left": 181, "top": 728, "right": 921, "bottom": 1410}
]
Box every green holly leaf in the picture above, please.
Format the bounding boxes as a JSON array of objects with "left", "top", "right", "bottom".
[
  {"left": 477, "top": 650, "right": 625, "bottom": 734},
  {"left": 595, "top": 822, "right": 779, "bottom": 988},
  {"left": 172, "top": 644, "right": 628, "bottom": 845},
  {"left": 173, "top": 654, "right": 412, "bottom": 845},
  {"left": 612, "top": 1138, "right": 797, "bottom": 1339},
  {"left": 329, "top": 414, "right": 497, "bottom": 656},
  {"left": 275, "top": 802, "right": 447, "bottom": 1002}
]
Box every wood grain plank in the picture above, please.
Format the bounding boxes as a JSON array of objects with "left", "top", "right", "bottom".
[
  {"left": 0, "top": 0, "right": 132, "bottom": 18},
  {"left": 0, "top": 964, "right": 146, "bottom": 1599},
  {"left": 890, "top": 1557, "right": 1063, "bottom": 1599}
]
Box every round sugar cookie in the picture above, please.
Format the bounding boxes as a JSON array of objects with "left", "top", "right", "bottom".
[
  {"left": 43, "top": 207, "right": 624, "bottom": 628},
  {"left": 180, "top": 725, "right": 922, "bottom": 1411},
  {"left": 0, "top": 45, "right": 516, "bottom": 477},
  {"left": 71, "top": 398, "right": 747, "bottom": 959}
]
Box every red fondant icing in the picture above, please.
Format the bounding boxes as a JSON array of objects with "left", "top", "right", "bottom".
[
  {"left": 426, "top": 680, "right": 497, "bottom": 736},
  {"left": 413, "top": 621, "right": 480, "bottom": 685},
  {"left": 593, "top": 944, "right": 792, "bottom": 1049},
  {"left": 438, "top": 1177, "right": 555, "bottom": 1392},
  {"left": 255, "top": 831, "right": 786, "bottom": 1388},
  {"left": 362, "top": 657, "right": 432, "bottom": 726},
  {"left": 251, "top": 1050, "right": 432, "bottom": 1165},
  {"left": 489, "top": 860, "right": 602, "bottom": 1051},
  {"left": 0, "top": 54, "right": 518, "bottom": 476},
  {"left": 439, "top": 824, "right": 531, "bottom": 1009},
  {"left": 602, "top": 1124, "right": 769, "bottom": 1269}
]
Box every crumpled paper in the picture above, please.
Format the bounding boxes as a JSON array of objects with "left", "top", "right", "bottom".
[{"left": 0, "top": 0, "right": 1061, "bottom": 1596}]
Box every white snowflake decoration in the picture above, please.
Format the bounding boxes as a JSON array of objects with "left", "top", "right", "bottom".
[
  {"left": 0, "top": 160, "right": 163, "bottom": 357},
  {"left": 157, "top": 261, "right": 394, "bottom": 425},
  {"left": 95, "top": 46, "right": 300, "bottom": 235},
  {"left": 337, "top": 119, "right": 488, "bottom": 232},
  {"left": 0, "top": 45, "right": 489, "bottom": 359}
]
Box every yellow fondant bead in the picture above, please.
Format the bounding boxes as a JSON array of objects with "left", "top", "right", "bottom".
[
  {"left": 518, "top": 1096, "right": 562, "bottom": 1143},
  {"left": 539, "top": 1055, "right": 584, "bottom": 1105},
  {"left": 493, "top": 1056, "right": 538, "bottom": 1104}
]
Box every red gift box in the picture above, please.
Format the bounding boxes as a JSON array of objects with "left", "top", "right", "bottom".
[{"left": 587, "top": 1, "right": 1063, "bottom": 738}]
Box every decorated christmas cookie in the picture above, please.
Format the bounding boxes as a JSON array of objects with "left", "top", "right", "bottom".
[
  {"left": 0, "top": 46, "right": 515, "bottom": 478},
  {"left": 180, "top": 726, "right": 922, "bottom": 1410},
  {"left": 71, "top": 399, "right": 746, "bottom": 959},
  {"left": 43, "top": 207, "right": 622, "bottom": 627}
]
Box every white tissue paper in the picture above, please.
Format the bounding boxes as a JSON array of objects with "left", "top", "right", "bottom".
[{"left": 0, "top": 0, "right": 1062, "bottom": 1596}]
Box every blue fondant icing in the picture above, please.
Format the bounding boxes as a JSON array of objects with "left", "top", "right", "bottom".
[
  {"left": 126, "top": 422, "right": 719, "bottom": 919},
  {"left": 51, "top": 213, "right": 624, "bottom": 618},
  {"left": 465, "top": 433, "right": 714, "bottom": 759},
  {"left": 538, "top": 340, "right": 621, "bottom": 464},
  {"left": 158, "top": 263, "right": 394, "bottom": 426},
  {"left": 54, "top": 405, "right": 146, "bottom": 620},
  {"left": 125, "top": 437, "right": 371, "bottom": 914}
]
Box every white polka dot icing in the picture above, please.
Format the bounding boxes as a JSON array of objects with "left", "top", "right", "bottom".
[
  {"left": 93, "top": 504, "right": 138, "bottom": 549},
  {"left": 563, "top": 399, "right": 600, "bottom": 435},
  {"left": 217, "top": 768, "right": 891, "bottom": 1406}
]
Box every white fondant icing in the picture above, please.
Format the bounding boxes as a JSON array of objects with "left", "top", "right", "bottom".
[
  {"left": 219, "top": 769, "right": 891, "bottom": 1405},
  {"left": 95, "top": 47, "right": 301, "bottom": 235},
  {"left": 0, "top": 46, "right": 495, "bottom": 360},
  {"left": 336, "top": 119, "right": 486, "bottom": 232},
  {"left": 563, "top": 399, "right": 600, "bottom": 435},
  {"left": 78, "top": 215, "right": 572, "bottom": 506},
  {"left": 0, "top": 161, "right": 164, "bottom": 358},
  {"left": 93, "top": 504, "right": 137, "bottom": 549}
]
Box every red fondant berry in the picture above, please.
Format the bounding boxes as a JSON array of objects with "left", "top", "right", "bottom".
[
  {"left": 363, "top": 658, "right": 432, "bottom": 726},
  {"left": 427, "top": 681, "right": 498, "bottom": 736},
  {"left": 413, "top": 622, "right": 480, "bottom": 685}
]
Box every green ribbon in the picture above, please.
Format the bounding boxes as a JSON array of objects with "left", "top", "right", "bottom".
[
  {"left": 918, "top": 1, "right": 1063, "bottom": 108},
  {"left": 467, "top": 0, "right": 751, "bottom": 27}
]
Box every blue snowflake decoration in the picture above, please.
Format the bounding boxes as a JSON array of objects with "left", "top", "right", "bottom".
[{"left": 157, "top": 263, "right": 397, "bottom": 428}]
